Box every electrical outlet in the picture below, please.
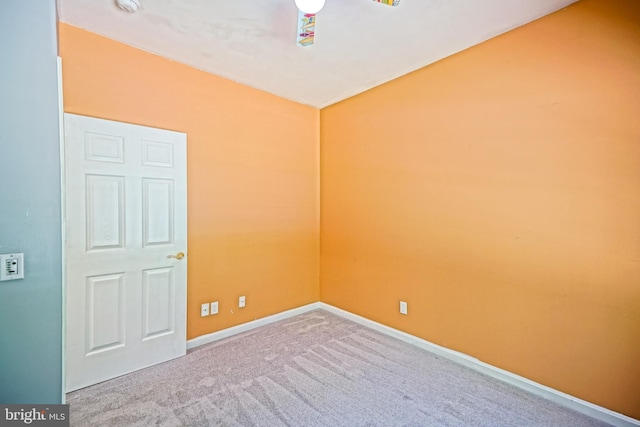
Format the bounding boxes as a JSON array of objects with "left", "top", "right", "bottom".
[
  {"left": 210, "top": 301, "right": 219, "bottom": 315},
  {"left": 201, "top": 303, "right": 210, "bottom": 317},
  {"left": 399, "top": 301, "right": 408, "bottom": 315},
  {"left": 238, "top": 295, "right": 246, "bottom": 308}
]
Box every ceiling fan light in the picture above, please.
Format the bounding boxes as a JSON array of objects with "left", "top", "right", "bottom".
[
  {"left": 116, "top": 0, "right": 142, "bottom": 13},
  {"left": 294, "top": 0, "right": 326, "bottom": 14}
]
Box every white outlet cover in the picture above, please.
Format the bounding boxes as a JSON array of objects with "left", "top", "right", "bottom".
[
  {"left": 0, "top": 253, "right": 24, "bottom": 281},
  {"left": 399, "top": 301, "right": 408, "bottom": 315},
  {"left": 201, "top": 303, "right": 210, "bottom": 317},
  {"left": 210, "top": 301, "right": 219, "bottom": 315},
  {"left": 239, "top": 296, "right": 246, "bottom": 308}
]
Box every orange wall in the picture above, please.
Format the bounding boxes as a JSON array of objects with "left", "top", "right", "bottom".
[
  {"left": 59, "top": 24, "right": 319, "bottom": 340},
  {"left": 320, "top": 0, "right": 640, "bottom": 419}
]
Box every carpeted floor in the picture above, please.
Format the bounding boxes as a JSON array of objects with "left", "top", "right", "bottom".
[{"left": 67, "top": 309, "right": 611, "bottom": 426}]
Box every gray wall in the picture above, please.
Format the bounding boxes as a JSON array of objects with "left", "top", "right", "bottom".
[{"left": 0, "top": 1, "right": 63, "bottom": 403}]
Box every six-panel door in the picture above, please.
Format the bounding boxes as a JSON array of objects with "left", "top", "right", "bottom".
[{"left": 64, "top": 114, "right": 187, "bottom": 392}]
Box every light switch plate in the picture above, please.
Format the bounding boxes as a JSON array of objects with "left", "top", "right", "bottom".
[{"left": 0, "top": 253, "right": 24, "bottom": 281}]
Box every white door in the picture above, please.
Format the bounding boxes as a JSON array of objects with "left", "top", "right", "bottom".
[{"left": 64, "top": 113, "right": 187, "bottom": 392}]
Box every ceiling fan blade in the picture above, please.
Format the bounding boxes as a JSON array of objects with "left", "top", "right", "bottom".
[
  {"left": 295, "top": 0, "right": 397, "bottom": 47},
  {"left": 373, "top": 0, "right": 400, "bottom": 5},
  {"left": 297, "top": 10, "right": 317, "bottom": 47}
]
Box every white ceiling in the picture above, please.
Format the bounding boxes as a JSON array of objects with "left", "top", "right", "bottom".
[{"left": 57, "top": 0, "right": 578, "bottom": 108}]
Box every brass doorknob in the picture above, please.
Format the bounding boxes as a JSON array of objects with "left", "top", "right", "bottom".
[{"left": 167, "top": 252, "right": 185, "bottom": 260}]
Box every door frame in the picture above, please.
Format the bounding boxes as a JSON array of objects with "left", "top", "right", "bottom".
[{"left": 58, "top": 56, "right": 67, "bottom": 402}]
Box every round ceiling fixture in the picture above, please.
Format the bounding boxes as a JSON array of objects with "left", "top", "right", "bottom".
[
  {"left": 116, "top": 0, "right": 142, "bottom": 13},
  {"left": 294, "top": 0, "right": 326, "bottom": 14}
]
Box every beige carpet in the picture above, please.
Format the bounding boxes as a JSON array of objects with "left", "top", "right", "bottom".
[{"left": 68, "top": 309, "right": 611, "bottom": 426}]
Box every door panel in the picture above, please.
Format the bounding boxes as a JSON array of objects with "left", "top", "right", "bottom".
[
  {"left": 64, "top": 113, "right": 187, "bottom": 392},
  {"left": 142, "top": 140, "right": 174, "bottom": 167},
  {"left": 85, "top": 174, "right": 125, "bottom": 250},
  {"left": 85, "top": 273, "right": 126, "bottom": 354},
  {"left": 142, "top": 267, "right": 175, "bottom": 339},
  {"left": 143, "top": 178, "right": 174, "bottom": 246}
]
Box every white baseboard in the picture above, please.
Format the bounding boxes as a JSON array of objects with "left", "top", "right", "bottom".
[
  {"left": 186, "top": 302, "right": 320, "bottom": 350},
  {"left": 319, "top": 302, "right": 640, "bottom": 427}
]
